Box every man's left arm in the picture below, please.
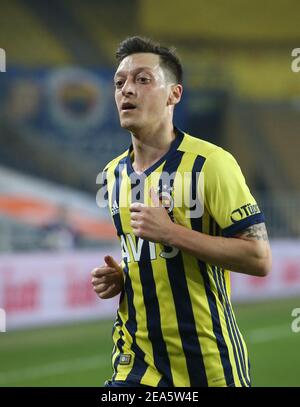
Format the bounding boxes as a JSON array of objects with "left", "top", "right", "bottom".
[
  {"left": 166, "top": 221, "right": 272, "bottom": 277},
  {"left": 130, "top": 199, "right": 271, "bottom": 277},
  {"left": 130, "top": 146, "right": 272, "bottom": 277}
]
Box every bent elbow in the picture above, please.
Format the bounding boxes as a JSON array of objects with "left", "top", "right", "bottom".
[
  {"left": 250, "top": 239, "right": 272, "bottom": 277},
  {"left": 257, "top": 263, "right": 271, "bottom": 277},
  {"left": 256, "top": 252, "right": 272, "bottom": 277}
]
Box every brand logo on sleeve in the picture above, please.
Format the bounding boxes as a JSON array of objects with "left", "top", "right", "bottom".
[{"left": 230, "top": 203, "right": 260, "bottom": 223}]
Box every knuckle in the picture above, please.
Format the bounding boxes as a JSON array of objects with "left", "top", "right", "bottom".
[{"left": 91, "top": 268, "right": 98, "bottom": 276}]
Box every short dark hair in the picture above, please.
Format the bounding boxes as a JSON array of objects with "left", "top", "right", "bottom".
[{"left": 115, "top": 36, "right": 183, "bottom": 84}]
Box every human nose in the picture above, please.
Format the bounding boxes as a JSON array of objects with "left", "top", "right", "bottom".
[{"left": 121, "top": 78, "right": 135, "bottom": 96}]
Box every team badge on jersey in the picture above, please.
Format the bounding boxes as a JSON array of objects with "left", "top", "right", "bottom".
[
  {"left": 158, "top": 184, "right": 174, "bottom": 214},
  {"left": 119, "top": 354, "right": 132, "bottom": 365}
]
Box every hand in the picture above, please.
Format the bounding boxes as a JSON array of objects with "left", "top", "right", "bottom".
[
  {"left": 91, "top": 255, "right": 123, "bottom": 299},
  {"left": 129, "top": 187, "right": 174, "bottom": 244}
]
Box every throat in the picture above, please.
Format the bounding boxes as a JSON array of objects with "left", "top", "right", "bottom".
[
  {"left": 132, "top": 161, "right": 151, "bottom": 174},
  {"left": 130, "top": 127, "right": 177, "bottom": 173}
]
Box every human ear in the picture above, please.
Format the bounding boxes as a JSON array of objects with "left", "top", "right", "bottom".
[{"left": 167, "top": 84, "right": 183, "bottom": 106}]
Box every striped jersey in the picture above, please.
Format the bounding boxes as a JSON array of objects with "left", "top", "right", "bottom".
[{"left": 100, "top": 128, "right": 264, "bottom": 387}]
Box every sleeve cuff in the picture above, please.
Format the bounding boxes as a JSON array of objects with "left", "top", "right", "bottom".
[{"left": 222, "top": 213, "right": 265, "bottom": 237}]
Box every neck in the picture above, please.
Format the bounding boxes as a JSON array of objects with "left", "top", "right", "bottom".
[{"left": 130, "top": 122, "right": 176, "bottom": 174}]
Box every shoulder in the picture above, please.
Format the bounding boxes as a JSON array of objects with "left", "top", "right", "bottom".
[
  {"left": 178, "top": 132, "right": 220, "bottom": 157},
  {"left": 179, "top": 132, "right": 236, "bottom": 164}
]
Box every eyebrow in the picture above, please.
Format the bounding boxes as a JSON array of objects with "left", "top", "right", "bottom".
[{"left": 114, "top": 66, "right": 155, "bottom": 80}]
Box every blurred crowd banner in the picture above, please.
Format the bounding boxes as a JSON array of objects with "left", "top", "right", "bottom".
[
  {"left": 0, "top": 67, "right": 187, "bottom": 139},
  {"left": 0, "top": 249, "right": 121, "bottom": 330},
  {"left": 1, "top": 67, "right": 119, "bottom": 138},
  {"left": 0, "top": 241, "right": 299, "bottom": 330},
  {"left": 231, "top": 240, "right": 300, "bottom": 302}
]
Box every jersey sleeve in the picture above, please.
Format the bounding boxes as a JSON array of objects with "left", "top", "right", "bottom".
[{"left": 203, "top": 148, "right": 265, "bottom": 236}]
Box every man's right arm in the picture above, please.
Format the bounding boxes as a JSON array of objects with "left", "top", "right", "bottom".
[{"left": 91, "top": 256, "right": 123, "bottom": 299}]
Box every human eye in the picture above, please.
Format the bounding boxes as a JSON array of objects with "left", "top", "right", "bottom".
[
  {"left": 114, "top": 79, "right": 124, "bottom": 88},
  {"left": 136, "top": 74, "right": 151, "bottom": 84}
]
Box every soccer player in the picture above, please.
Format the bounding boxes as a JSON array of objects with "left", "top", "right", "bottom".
[{"left": 91, "top": 36, "right": 272, "bottom": 387}]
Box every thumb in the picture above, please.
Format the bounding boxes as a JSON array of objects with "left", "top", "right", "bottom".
[
  {"left": 149, "top": 187, "right": 161, "bottom": 207},
  {"left": 104, "top": 255, "right": 120, "bottom": 270}
]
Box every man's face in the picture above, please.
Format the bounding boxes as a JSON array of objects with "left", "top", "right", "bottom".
[{"left": 114, "top": 53, "right": 175, "bottom": 132}]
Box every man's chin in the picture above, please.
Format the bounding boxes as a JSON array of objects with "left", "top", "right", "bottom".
[{"left": 120, "top": 120, "right": 140, "bottom": 132}]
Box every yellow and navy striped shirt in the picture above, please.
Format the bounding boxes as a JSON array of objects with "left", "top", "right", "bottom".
[{"left": 101, "top": 128, "right": 264, "bottom": 387}]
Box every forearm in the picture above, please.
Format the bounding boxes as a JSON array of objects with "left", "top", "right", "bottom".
[{"left": 166, "top": 223, "right": 271, "bottom": 276}]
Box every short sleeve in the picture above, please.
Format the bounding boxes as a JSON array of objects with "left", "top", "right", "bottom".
[{"left": 203, "top": 149, "right": 265, "bottom": 236}]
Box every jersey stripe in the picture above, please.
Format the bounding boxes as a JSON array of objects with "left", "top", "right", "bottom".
[
  {"left": 120, "top": 166, "right": 156, "bottom": 384},
  {"left": 190, "top": 156, "right": 235, "bottom": 386},
  {"left": 221, "top": 268, "right": 250, "bottom": 386},
  {"left": 133, "top": 171, "right": 173, "bottom": 385},
  {"left": 160, "top": 151, "right": 208, "bottom": 386},
  {"left": 122, "top": 262, "right": 147, "bottom": 381},
  {"left": 212, "top": 266, "right": 249, "bottom": 386},
  {"left": 112, "top": 320, "right": 125, "bottom": 380},
  {"left": 109, "top": 159, "right": 128, "bottom": 378},
  {"left": 219, "top": 269, "right": 251, "bottom": 385},
  {"left": 148, "top": 163, "right": 191, "bottom": 386},
  {"left": 110, "top": 157, "right": 126, "bottom": 236},
  {"left": 202, "top": 263, "right": 236, "bottom": 386},
  {"left": 211, "top": 216, "right": 250, "bottom": 386},
  {"left": 109, "top": 159, "right": 150, "bottom": 382},
  {"left": 211, "top": 266, "right": 247, "bottom": 386},
  {"left": 209, "top": 216, "right": 247, "bottom": 386},
  {"left": 121, "top": 167, "right": 163, "bottom": 386}
]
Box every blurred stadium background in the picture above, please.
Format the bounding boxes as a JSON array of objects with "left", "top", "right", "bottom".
[{"left": 0, "top": 0, "right": 300, "bottom": 387}]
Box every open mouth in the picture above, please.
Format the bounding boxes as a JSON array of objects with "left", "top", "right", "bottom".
[{"left": 121, "top": 102, "right": 136, "bottom": 111}]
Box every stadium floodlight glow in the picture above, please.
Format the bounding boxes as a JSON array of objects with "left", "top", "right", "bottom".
[
  {"left": 0, "top": 308, "right": 6, "bottom": 333},
  {"left": 291, "top": 48, "right": 300, "bottom": 73},
  {"left": 0, "top": 48, "right": 6, "bottom": 72}
]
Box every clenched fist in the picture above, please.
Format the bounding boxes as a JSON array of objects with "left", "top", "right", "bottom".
[
  {"left": 91, "top": 255, "right": 123, "bottom": 299},
  {"left": 129, "top": 187, "right": 174, "bottom": 244}
]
